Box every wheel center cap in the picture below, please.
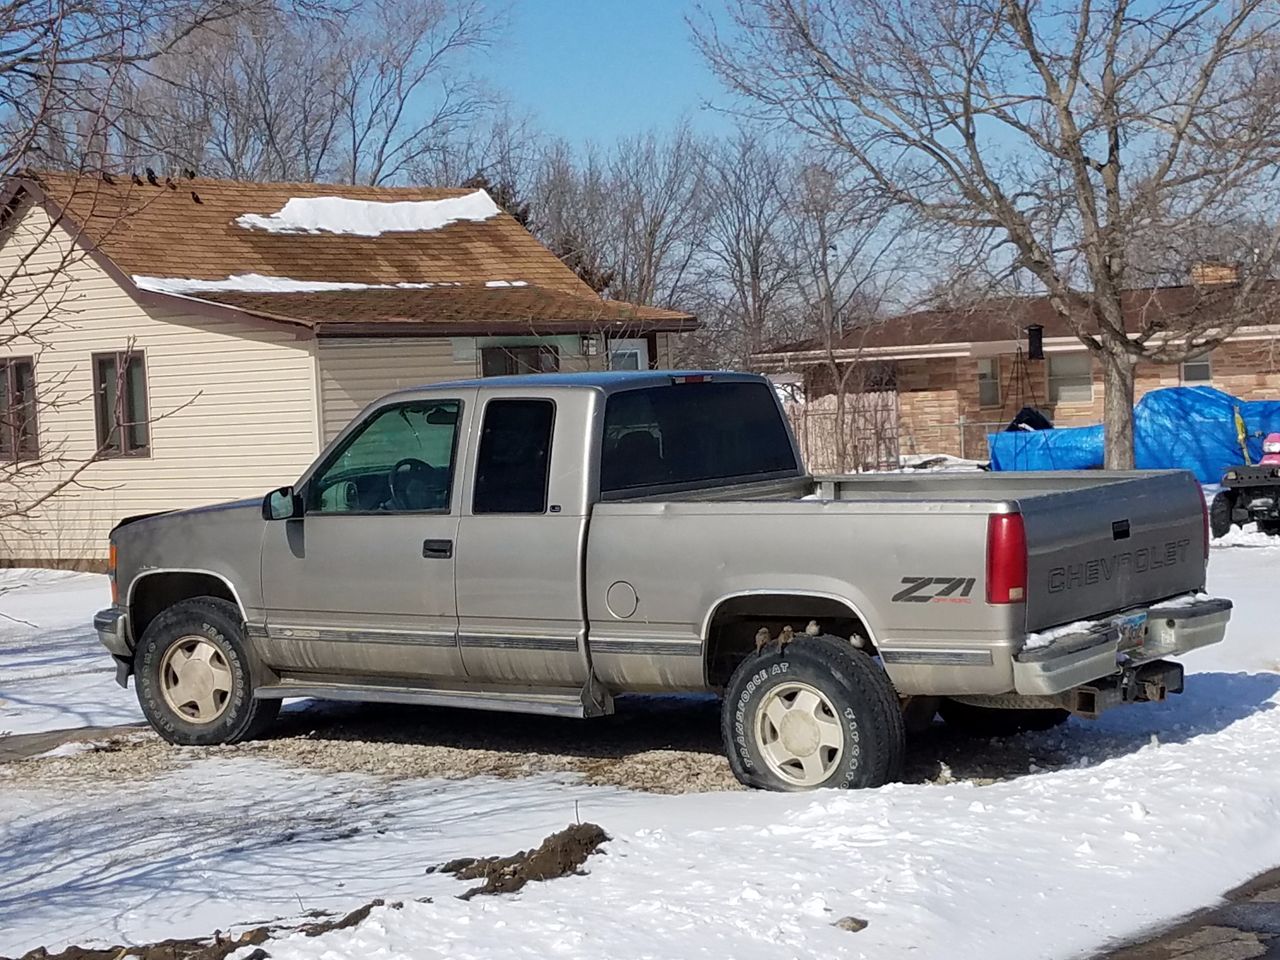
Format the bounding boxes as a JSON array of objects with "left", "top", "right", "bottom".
[
  {"left": 186, "top": 662, "right": 214, "bottom": 697},
  {"left": 779, "top": 712, "right": 820, "bottom": 756}
]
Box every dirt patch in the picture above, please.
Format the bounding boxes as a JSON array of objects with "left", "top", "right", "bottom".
[
  {"left": 429, "top": 822, "right": 610, "bottom": 900},
  {"left": 3, "top": 899, "right": 419, "bottom": 960},
  {"left": 6, "top": 925, "right": 272, "bottom": 960},
  {"left": 2, "top": 696, "right": 1120, "bottom": 795}
]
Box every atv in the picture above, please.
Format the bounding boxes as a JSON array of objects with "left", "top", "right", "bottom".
[{"left": 1211, "top": 432, "right": 1280, "bottom": 538}]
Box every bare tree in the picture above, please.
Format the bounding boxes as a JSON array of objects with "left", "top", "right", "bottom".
[
  {"left": 607, "top": 123, "right": 709, "bottom": 307},
  {"left": 1, "top": 1, "right": 269, "bottom": 549},
  {"left": 114, "top": 0, "right": 498, "bottom": 184},
  {"left": 697, "top": 0, "right": 1280, "bottom": 467},
  {"left": 790, "top": 162, "right": 906, "bottom": 470},
  {"left": 698, "top": 130, "right": 797, "bottom": 366}
]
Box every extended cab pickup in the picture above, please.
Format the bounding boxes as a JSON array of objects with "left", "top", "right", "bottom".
[{"left": 95, "top": 371, "right": 1231, "bottom": 791}]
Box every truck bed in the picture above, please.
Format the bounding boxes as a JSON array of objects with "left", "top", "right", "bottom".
[{"left": 595, "top": 469, "right": 1207, "bottom": 652}]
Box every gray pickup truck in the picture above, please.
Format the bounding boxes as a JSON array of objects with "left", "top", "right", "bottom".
[{"left": 95, "top": 371, "right": 1231, "bottom": 791}]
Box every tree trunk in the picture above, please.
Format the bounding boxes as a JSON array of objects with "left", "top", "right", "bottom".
[{"left": 1100, "top": 343, "right": 1136, "bottom": 469}]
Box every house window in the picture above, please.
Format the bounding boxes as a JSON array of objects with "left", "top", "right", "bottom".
[
  {"left": 977, "top": 357, "right": 1001, "bottom": 408},
  {"left": 93, "top": 351, "right": 150, "bottom": 457},
  {"left": 1047, "top": 353, "right": 1094, "bottom": 404},
  {"left": 1181, "top": 354, "right": 1213, "bottom": 384},
  {"left": 0, "top": 357, "right": 38, "bottom": 461},
  {"left": 480, "top": 345, "right": 560, "bottom": 377}
]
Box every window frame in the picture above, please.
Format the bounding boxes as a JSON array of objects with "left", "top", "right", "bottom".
[
  {"left": 597, "top": 381, "right": 802, "bottom": 501},
  {"left": 1181, "top": 354, "right": 1213, "bottom": 384},
  {"left": 303, "top": 398, "right": 465, "bottom": 517},
  {"left": 92, "top": 349, "right": 151, "bottom": 458},
  {"left": 1046, "top": 352, "right": 1095, "bottom": 405},
  {"left": 976, "top": 357, "right": 1001, "bottom": 409},
  {"left": 0, "top": 356, "right": 39, "bottom": 462},
  {"left": 471, "top": 397, "right": 556, "bottom": 515}
]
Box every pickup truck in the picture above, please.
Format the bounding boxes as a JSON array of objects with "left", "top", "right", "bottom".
[{"left": 95, "top": 371, "right": 1231, "bottom": 791}]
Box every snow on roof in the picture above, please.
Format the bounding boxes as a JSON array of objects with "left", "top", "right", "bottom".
[
  {"left": 132, "top": 273, "right": 456, "bottom": 294},
  {"left": 233, "top": 189, "right": 501, "bottom": 236},
  {"left": 484, "top": 280, "right": 529, "bottom": 287}
]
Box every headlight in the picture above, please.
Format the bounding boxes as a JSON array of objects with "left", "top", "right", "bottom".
[{"left": 1226, "top": 471, "right": 1238, "bottom": 481}]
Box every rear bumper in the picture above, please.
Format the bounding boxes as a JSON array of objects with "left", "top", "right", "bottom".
[{"left": 1013, "top": 595, "right": 1231, "bottom": 697}]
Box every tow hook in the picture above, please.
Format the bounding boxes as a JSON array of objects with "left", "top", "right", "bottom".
[{"left": 1069, "top": 660, "right": 1185, "bottom": 719}]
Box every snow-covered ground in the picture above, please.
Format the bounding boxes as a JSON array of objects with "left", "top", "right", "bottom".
[
  {"left": 3, "top": 534, "right": 1280, "bottom": 959},
  {"left": 0, "top": 569, "right": 141, "bottom": 735}
]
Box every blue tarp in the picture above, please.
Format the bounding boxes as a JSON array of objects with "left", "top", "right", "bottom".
[{"left": 988, "top": 386, "right": 1280, "bottom": 483}]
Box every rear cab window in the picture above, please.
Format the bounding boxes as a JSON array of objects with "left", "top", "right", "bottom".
[{"left": 600, "top": 380, "right": 798, "bottom": 497}]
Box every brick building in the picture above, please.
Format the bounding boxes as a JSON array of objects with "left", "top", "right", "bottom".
[{"left": 756, "top": 285, "right": 1280, "bottom": 463}]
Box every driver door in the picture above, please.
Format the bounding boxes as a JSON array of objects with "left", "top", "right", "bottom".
[{"left": 258, "top": 392, "right": 475, "bottom": 680}]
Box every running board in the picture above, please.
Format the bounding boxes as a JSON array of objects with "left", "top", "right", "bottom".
[{"left": 254, "top": 678, "right": 612, "bottom": 718}]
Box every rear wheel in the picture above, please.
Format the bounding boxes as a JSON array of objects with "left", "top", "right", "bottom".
[
  {"left": 1210, "top": 492, "right": 1235, "bottom": 539},
  {"left": 721, "top": 635, "right": 905, "bottom": 791},
  {"left": 135, "top": 597, "right": 278, "bottom": 746},
  {"left": 939, "top": 698, "right": 1070, "bottom": 737}
]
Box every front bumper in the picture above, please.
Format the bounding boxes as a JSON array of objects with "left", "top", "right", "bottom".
[
  {"left": 1013, "top": 595, "right": 1232, "bottom": 698},
  {"left": 94, "top": 606, "right": 134, "bottom": 686}
]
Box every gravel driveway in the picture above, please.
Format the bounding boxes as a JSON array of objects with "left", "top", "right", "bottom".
[{"left": 2, "top": 694, "right": 1111, "bottom": 793}]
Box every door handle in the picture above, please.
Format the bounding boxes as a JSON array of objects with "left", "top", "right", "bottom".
[{"left": 422, "top": 539, "right": 453, "bottom": 559}]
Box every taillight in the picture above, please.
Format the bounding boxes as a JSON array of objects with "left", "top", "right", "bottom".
[
  {"left": 987, "top": 513, "right": 1027, "bottom": 604},
  {"left": 1200, "top": 496, "right": 1210, "bottom": 559},
  {"left": 108, "top": 541, "right": 119, "bottom": 604}
]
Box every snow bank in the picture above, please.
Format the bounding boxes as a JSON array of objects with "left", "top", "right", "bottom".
[{"left": 234, "top": 190, "right": 500, "bottom": 236}]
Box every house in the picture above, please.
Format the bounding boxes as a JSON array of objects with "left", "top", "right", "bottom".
[
  {"left": 0, "top": 171, "right": 694, "bottom": 566},
  {"left": 755, "top": 280, "right": 1280, "bottom": 465}
]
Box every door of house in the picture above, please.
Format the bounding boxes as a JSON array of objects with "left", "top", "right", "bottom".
[{"left": 608, "top": 338, "right": 649, "bottom": 371}]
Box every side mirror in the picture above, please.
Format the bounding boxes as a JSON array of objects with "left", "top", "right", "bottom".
[{"left": 263, "top": 486, "right": 303, "bottom": 521}]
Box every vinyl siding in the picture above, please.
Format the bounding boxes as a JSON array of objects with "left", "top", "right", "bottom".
[
  {"left": 317, "top": 336, "right": 611, "bottom": 441},
  {"left": 0, "top": 202, "right": 320, "bottom": 564}
]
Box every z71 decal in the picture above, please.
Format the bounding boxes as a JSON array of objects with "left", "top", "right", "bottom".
[{"left": 892, "top": 577, "right": 977, "bottom": 604}]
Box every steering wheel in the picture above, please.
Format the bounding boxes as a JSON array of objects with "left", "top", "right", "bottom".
[{"left": 389, "top": 457, "right": 438, "bottom": 510}]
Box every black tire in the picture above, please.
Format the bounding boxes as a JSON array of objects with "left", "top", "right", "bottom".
[
  {"left": 135, "top": 597, "right": 279, "bottom": 746},
  {"left": 939, "top": 698, "right": 1070, "bottom": 737},
  {"left": 1210, "top": 492, "right": 1235, "bottom": 539},
  {"left": 1259, "top": 519, "right": 1280, "bottom": 537},
  {"left": 721, "top": 635, "right": 905, "bottom": 791}
]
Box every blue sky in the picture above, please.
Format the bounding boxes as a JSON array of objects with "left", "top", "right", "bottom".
[{"left": 491, "top": 1, "right": 737, "bottom": 144}]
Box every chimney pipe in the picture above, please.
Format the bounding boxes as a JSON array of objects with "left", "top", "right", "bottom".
[{"left": 1026, "top": 323, "right": 1044, "bottom": 360}]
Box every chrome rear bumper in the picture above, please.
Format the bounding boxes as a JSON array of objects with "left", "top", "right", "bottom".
[{"left": 1013, "top": 595, "right": 1231, "bottom": 697}]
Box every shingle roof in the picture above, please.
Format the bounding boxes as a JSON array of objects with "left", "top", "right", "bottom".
[
  {"left": 13, "top": 170, "right": 694, "bottom": 335},
  {"left": 195, "top": 284, "right": 693, "bottom": 334},
  {"left": 759, "top": 286, "right": 1252, "bottom": 358}
]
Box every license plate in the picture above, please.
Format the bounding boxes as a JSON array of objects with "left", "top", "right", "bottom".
[{"left": 1115, "top": 612, "right": 1148, "bottom": 647}]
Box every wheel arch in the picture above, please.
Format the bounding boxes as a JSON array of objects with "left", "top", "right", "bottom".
[
  {"left": 702, "top": 589, "right": 876, "bottom": 689},
  {"left": 127, "top": 569, "right": 246, "bottom": 645}
]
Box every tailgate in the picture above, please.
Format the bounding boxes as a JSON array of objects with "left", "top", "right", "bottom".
[{"left": 1018, "top": 471, "right": 1207, "bottom": 632}]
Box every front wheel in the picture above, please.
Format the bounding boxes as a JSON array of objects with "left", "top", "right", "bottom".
[
  {"left": 1210, "top": 491, "right": 1235, "bottom": 539},
  {"left": 721, "top": 635, "right": 905, "bottom": 791},
  {"left": 135, "top": 597, "right": 278, "bottom": 746}
]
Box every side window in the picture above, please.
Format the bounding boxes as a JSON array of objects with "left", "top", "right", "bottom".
[
  {"left": 308, "top": 399, "right": 460, "bottom": 514},
  {"left": 0, "top": 357, "right": 38, "bottom": 462},
  {"left": 93, "top": 350, "right": 150, "bottom": 457},
  {"left": 473, "top": 399, "right": 554, "bottom": 514}
]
